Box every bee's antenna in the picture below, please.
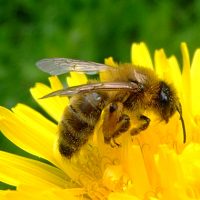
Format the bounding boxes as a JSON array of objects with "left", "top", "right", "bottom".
[{"left": 176, "top": 103, "right": 186, "bottom": 143}]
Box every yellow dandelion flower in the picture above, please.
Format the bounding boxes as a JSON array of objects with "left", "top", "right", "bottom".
[{"left": 0, "top": 42, "right": 200, "bottom": 200}]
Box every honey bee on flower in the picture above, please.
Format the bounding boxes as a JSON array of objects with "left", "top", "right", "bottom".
[
  {"left": 1, "top": 42, "right": 200, "bottom": 200},
  {"left": 36, "top": 57, "right": 186, "bottom": 158}
]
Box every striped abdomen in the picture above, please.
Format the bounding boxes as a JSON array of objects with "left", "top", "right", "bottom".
[{"left": 58, "top": 92, "right": 108, "bottom": 158}]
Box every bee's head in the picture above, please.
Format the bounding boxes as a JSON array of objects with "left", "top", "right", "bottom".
[{"left": 153, "top": 81, "right": 186, "bottom": 143}]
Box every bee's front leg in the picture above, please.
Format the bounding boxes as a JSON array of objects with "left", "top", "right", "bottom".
[
  {"left": 130, "top": 115, "right": 150, "bottom": 136},
  {"left": 102, "top": 102, "right": 130, "bottom": 147}
]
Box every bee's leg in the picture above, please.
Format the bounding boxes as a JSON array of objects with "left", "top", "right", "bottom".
[
  {"left": 109, "top": 137, "right": 121, "bottom": 148},
  {"left": 130, "top": 115, "right": 150, "bottom": 136},
  {"left": 103, "top": 102, "right": 130, "bottom": 147},
  {"left": 111, "top": 114, "right": 130, "bottom": 147}
]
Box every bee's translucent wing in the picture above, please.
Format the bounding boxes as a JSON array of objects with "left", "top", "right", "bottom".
[
  {"left": 40, "top": 82, "right": 141, "bottom": 99},
  {"left": 36, "top": 58, "right": 113, "bottom": 75}
]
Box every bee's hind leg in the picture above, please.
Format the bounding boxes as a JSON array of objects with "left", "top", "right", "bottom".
[{"left": 102, "top": 102, "right": 130, "bottom": 148}]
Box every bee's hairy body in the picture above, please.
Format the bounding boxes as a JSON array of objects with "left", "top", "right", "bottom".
[
  {"left": 37, "top": 58, "right": 186, "bottom": 159},
  {"left": 58, "top": 92, "right": 107, "bottom": 158},
  {"left": 58, "top": 64, "right": 178, "bottom": 158}
]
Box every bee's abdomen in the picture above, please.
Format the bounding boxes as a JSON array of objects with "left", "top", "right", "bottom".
[{"left": 58, "top": 92, "right": 107, "bottom": 158}]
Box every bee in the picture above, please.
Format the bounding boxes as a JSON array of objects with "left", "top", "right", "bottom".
[{"left": 37, "top": 58, "right": 186, "bottom": 158}]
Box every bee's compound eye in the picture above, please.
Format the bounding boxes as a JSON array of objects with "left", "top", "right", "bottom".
[
  {"left": 160, "top": 89, "right": 168, "bottom": 103},
  {"left": 159, "top": 82, "right": 170, "bottom": 105}
]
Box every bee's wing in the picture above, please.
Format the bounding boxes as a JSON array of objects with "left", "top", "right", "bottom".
[
  {"left": 40, "top": 82, "right": 141, "bottom": 99},
  {"left": 36, "top": 58, "right": 113, "bottom": 75}
]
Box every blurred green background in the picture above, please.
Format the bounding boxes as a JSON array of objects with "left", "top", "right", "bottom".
[{"left": 1, "top": 0, "right": 200, "bottom": 189}]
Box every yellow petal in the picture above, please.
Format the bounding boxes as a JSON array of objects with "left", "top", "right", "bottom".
[
  {"left": 168, "top": 56, "right": 183, "bottom": 97},
  {"left": 48, "top": 76, "right": 64, "bottom": 91},
  {"left": 154, "top": 49, "right": 167, "bottom": 80},
  {"left": 155, "top": 145, "right": 188, "bottom": 199},
  {"left": 122, "top": 144, "right": 151, "bottom": 198},
  {"left": 52, "top": 188, "right": 85, "bottom": 200},
  {"left": 191, "top": 49, "right": 200, "bottom": 116},
  {"left": 99, "top": 57, "right": 117, "bottom": 81},
  {"left": 180, "top": 143, "right": 200, "bottom": 198},
  {"left": 108, "top": 192, "right": 141, "bottom": 200},
  {"left": 48, "top": 76, "right": 69, "bottom": 113},
  {"left": 30, "top": 82, "right": 67, "bottom": 122},
  {"left": 154, "top": 49, "right": 183, "bottom": 100},
  {"left": 66, "top": 72, "right": 87, "bottom": 87},
  {"left": 0, "top": 105, "right": 56, "bottom": 163},
  {"left": 0, "top": 187, "right": 84, "bottom": 200},
  {"left": 12, "top": 104, "right": 57, "bottom": 136},
  {"left": 181, "top": 42, "right": 192, "bottom": 113},
  {"left": 131, "top": 42, "right": 153, "bottom": 69},
  {"left": 0, "top": 151, "right": 68, "bottom": 189},
  {"left": 104, "top": 57, "right": 118, "bottom": 67}
]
